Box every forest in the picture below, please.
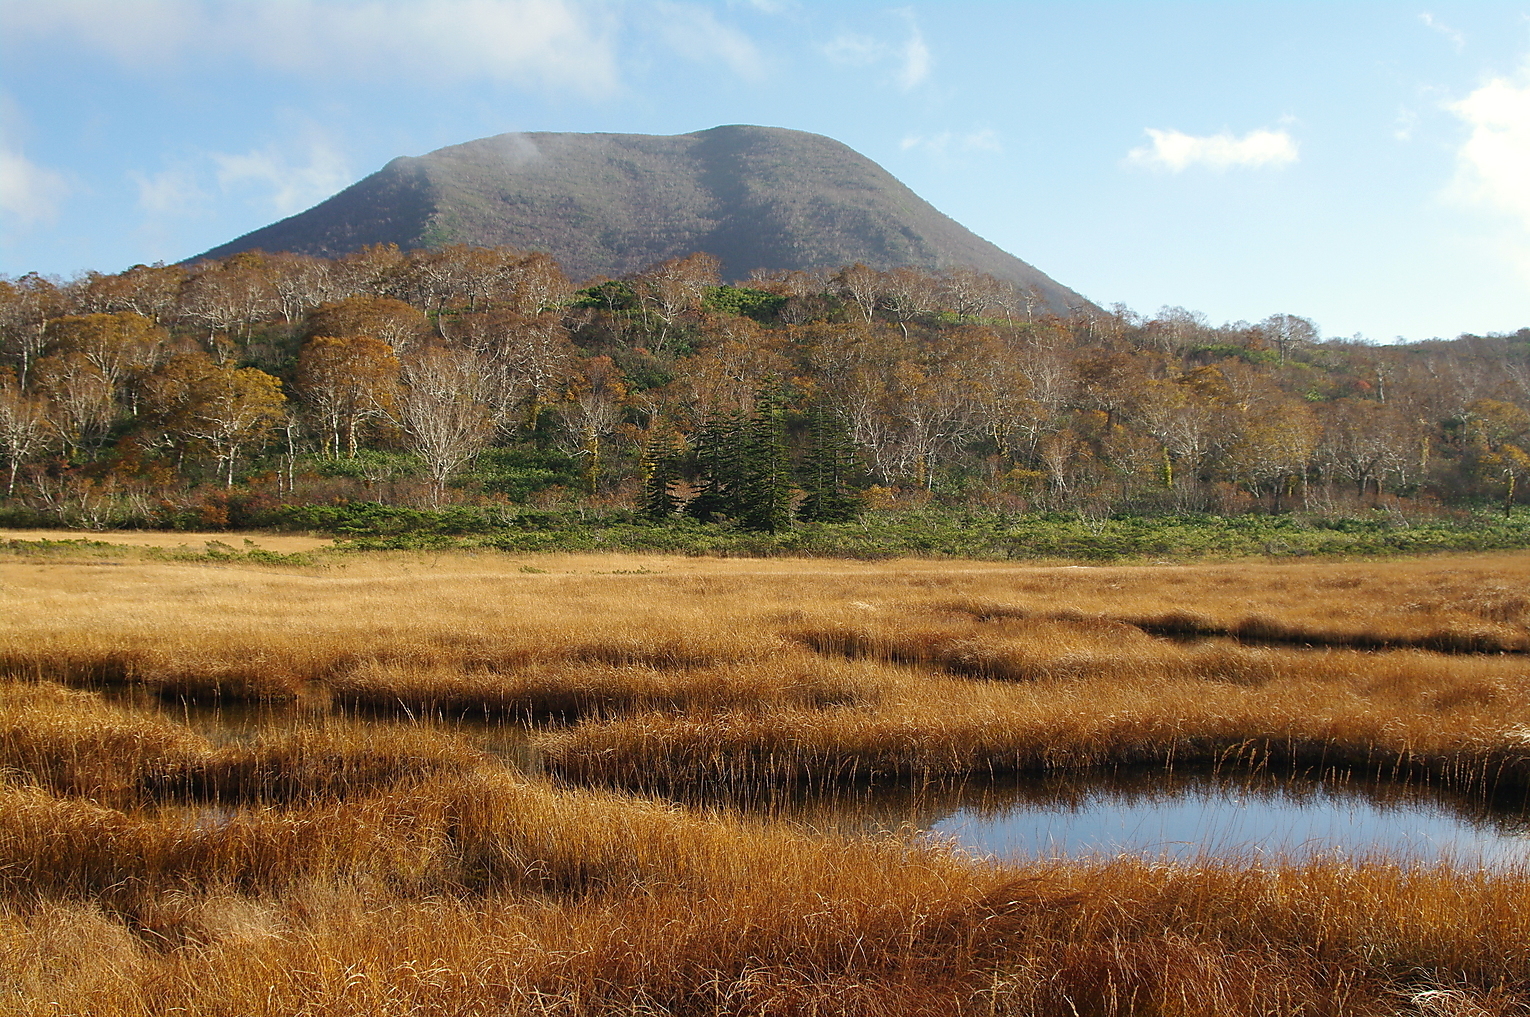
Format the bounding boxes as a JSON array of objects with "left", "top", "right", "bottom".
[{"left": 2, "top": 243, "right": 1528, "bottom": 538}]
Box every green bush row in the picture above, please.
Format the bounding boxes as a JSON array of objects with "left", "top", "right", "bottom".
[
  {"left": 9, "top": 497, "right": 1529, "bottom": 562},
  {"left": 262, "top": 503, "right": 1530, "bottom": 561}
]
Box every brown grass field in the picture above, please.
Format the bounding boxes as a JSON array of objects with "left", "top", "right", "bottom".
[
  {"left": 0, "top": 529, "right": 336, "bottom": 553},
  {"left": 4, "top": 542, "right": 1530, "bottom": 1015}
]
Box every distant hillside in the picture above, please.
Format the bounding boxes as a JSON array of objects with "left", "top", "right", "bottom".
[{"left": 193, "top": 124, "right": 1091, "bottom": 315}]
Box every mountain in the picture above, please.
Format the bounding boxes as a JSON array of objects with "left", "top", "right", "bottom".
[{"left": 193, "top": 125, "right": 1090, "bottom": 314}]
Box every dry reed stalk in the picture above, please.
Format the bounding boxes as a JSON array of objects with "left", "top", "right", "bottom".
[
  {"left": 541, "top": 647, "right": 1530, "bottom": 797},
  {"left": 0, "top": 682, "right": 490, "bottom": 808},
  {"left": 4, "top": 550, "right": 1527, "bottom": 695},
  {"left": 8, "top": 549, "right": 1530, "bottom": 796},
  {"left": 931, "top": 554, "right": 1530, "bottom": 653},
  {"left": 328, "top": 652, "right": 878, "bottom": 720},
  {"left": 6, "top": 719, "right": 1530, "bottom": 1014},
  {"left": 147, "top": 722, "right": 489, "bottom": 804},
  {"left": 0, "top": 682, "right": 210, "bottom": 806},
  {"left": 7, "top": 841, "right": 1530, "bottom": 1014}
]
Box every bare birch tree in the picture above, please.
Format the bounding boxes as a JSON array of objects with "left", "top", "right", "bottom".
[{"left": 396, "top": 344, "right": 495, "bottom": 503}]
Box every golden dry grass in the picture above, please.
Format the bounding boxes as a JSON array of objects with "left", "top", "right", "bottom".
[
  {"left": 0, "top": 527, "right": 335, "bottom": 552},
  {"left": 6, "top": 546, "right": 1530, "bottom": 1014},
  {"left": 7, "top": 757, "right": 1530, "bottom": 1015}
]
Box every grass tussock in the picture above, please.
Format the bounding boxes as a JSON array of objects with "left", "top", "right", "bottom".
[
  {"left": 8, "top": 549, "right": 1530, "bottom": 1012},
  {"left": 0, "top": 683, "right": 210, "bottom": 806},
  {"left": 0, "top": 681, "right": 486, "bottom": 809},
  {"left": 147, "top": 722, "right": 488, "bottom": 805},
  {"left": 538, "top": 654, "right": 1530, "bottom": 797},
  {"left": 329, "top": 652, "right": 877, "bottom": 721},
  {"left": 932, "top": 558, "right": 1530, "bottom": 653}
]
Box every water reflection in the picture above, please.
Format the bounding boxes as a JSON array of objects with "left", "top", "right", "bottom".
[{"left": 774, "top": 768, "right": 1530, "bottom": 866}]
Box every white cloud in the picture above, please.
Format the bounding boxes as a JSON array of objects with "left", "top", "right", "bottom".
[
  {"left": 1126, "top": 128, "right": 1299, "bottom": 172},
  {"left": 0, "top": 0, "right": 202, "bottom": 71},
  {"left": 653, "top": 1, "right": 766, "bottom": 80},
  {"left": 129, "top": 139, "right": 350, "bottom": 223},
  {"left": 213, "top": 140, "right": 354, "bottom": 217},
  {"left": 0, "top": 150, "right": 70, "bottom": 224},
  {"left": 1420, "top": 13, "right": 1466, "bottom": 53},
  {"left": 1447, "top": 64, "right": 1530, "bottom": 276},
  {"left": 132, "top": 164, "right": 209, "bottom": 215},
  {"left": 895, "top": 11, "right": 930, "bottom": 91},
  {"left": 10, "top": 1, "right": 788, "bottom": 97},
  {"left": 732, "top": 0, "right": 796, "bottom": 15},
  {"left": 243, "top": 0, "right": 621, "bottom": 96},
  {"left": 823, "top": 8, "right": 931, "bottom": 91},
  {"left": 823, "top": 33, "right": 883, "bottom": 68},
  {"left": 901, "top": 129, "right": 1000, "bottom": 155},
  {"left": 480, "top": 133, "right": 543, "bottom": 168},
  {"left": 7, "top": 0, "right": 621, "bottom": 97}
]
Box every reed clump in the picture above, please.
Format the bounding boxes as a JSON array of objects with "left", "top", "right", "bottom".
[
  {"left": 328, "top": 652, "right": 876, "bottom": 720},
  {"left": 0, "top": 682, "right": 210, "bottom": 806},
  {"left": 0, "top": 681, "right": 488, "bottom": 810},
  {"left": 934, "top": 556, "right": 1530, "bottom": 653},
  {"left": 148, "top": 722, "right": 488, "bottom": 805},
  {"left": 541, "top": 652, "right": 1530, "bottom": 798}
]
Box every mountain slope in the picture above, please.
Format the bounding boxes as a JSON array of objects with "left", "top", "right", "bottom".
[{"left": 194, "top": 125, "right": 1090, "bottom": 314}]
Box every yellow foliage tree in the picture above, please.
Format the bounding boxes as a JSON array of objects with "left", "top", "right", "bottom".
[{"left": 146, "top": 352, "right": 286, "bottom": 486}]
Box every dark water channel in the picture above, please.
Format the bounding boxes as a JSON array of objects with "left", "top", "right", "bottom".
[{"left": 116, "top": 691, "right": 1530, "bottom": 866}]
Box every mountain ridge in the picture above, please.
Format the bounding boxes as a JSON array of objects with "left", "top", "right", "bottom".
[{"left": 193, "top": 124, "right": 1091, "bottom": 315}]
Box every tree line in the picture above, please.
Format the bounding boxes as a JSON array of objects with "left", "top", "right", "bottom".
[{"left": 1, "top": 243, "right": 1528, "bottom": 530}]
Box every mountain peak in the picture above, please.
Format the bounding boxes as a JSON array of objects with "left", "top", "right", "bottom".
[{"left": 193, "top": 125, "right": 1089, "bottom": 314}]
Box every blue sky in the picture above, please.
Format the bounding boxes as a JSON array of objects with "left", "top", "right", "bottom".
[{"left": 2, "top": 1, "right": 1528, "bottom": 342}]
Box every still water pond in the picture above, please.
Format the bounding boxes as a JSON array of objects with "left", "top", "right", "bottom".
[
  {"left": 118, "top": 692, "right": 1530, "bottom": 866},
  {"left": 823, "top": 770, "right": 1530, "bottom": 866},
  {"left": 777, "top": 770, "right": 1530, "bottom": 862}
]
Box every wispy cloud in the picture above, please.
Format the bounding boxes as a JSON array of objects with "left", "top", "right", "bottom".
[
  {"left": 732, "top": 0, "right": 796, "bottom": 15},
  {"left": 1126, "top": 127, "right": 1299, "bottom": 172},
  {"left": 132, "top": 164, "right": 209, "bottom": 216},
  {"left": 823, "top": 8, "right": 931, "bottom": 91},
  {"left": 481, "top": 133, "right": 542, "bottom": 168},
  {"left": 901, "top": 129, "right": 1000, "bottom": 155},
  {"left": 247, "top": 0, "right": 621, "bottom": 96},
  {"left": 7, "top": 0, "right": 622, "bottom": 97},
  {"left": 212, "top": 138, "right": 354, "bottom": 217},
  {"left": 1420, "top": 12, "right": 1466, "bottom": 53},
  {"left": 1447, "top": 62, "right": 1530, "bottom": 277},
  {"left": 653, "top": 1, "right": 766, "bottom": 80},
  {"left": 895, "top": 9, "right": 930, "bottom": 91},
  {"left": 0, "top": 149, "right": 70, "bottom": 224},
  {"left": 823, "top": 33, "right": 882, "bottom": 67},
  {"left": 0, "top": 0, "right": 200, "bottom": 71}
]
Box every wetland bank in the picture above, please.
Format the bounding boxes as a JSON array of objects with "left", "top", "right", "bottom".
[{"left": 5, "top": 540, "right": 1530, "bottom": 1015}]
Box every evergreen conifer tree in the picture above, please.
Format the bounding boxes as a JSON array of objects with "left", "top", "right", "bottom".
[
  {"left": 685, "top": 413, "right": 744, "bottom": 523},
  {"left": 797, "top": 403, "right": 863, "bottom": 522},
  {"left": 639, "top": 429, "right": 682, "bottom": 520},
  {"left": 685, "top": 390, "right": 793, "bottom": 531},
  {"left": 736, "top": 387, "right": 792, "bottom": 532}
]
